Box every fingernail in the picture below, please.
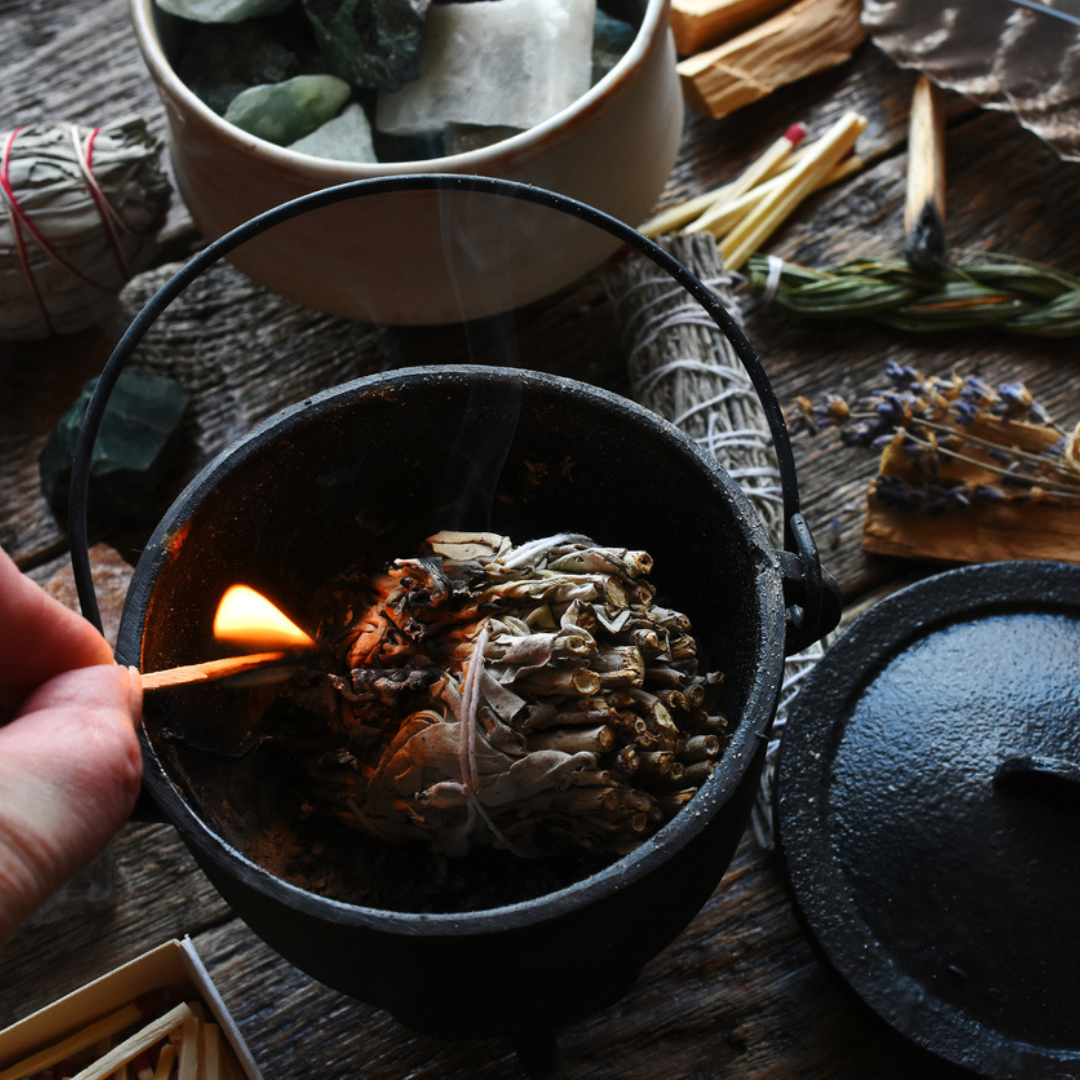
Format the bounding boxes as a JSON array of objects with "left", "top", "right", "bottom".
[{"left": 127, "top": 665, "right": 144, "bottom": 724}]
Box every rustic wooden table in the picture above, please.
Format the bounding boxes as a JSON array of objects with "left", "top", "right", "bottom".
[{"left": 3, "top": 2, "right": 1080, "bottom": 1076}]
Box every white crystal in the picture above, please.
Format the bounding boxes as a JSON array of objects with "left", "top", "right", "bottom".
[
  {"left": 289, "top": 104, "right": 378, "bottom": 163},
  {"left": 154, "top": 0, "right": 292, "bottom": 23},
  {"left": 375, "top": 0, "right": 596, "bottom": 137}
]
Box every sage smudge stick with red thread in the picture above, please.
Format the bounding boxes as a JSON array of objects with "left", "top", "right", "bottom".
[
  {"left": 0, "top": 119, "right": 170, "bottom": 341},
  {"left": 265, "top": 531, "right": 728, "bottom": 860}
]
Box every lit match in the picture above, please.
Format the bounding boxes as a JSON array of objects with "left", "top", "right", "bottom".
[{"left": 140, "top": 586, "right": 314, "bottom": 692}]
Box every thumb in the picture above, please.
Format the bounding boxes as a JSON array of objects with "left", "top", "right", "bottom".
[{"left": 0, "top": 663, "right": 142, "bottom": 948}]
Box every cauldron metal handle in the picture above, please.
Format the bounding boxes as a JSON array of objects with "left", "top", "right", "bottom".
[{"left": 68, "top": 173, "right": 840, "bottom": 653}]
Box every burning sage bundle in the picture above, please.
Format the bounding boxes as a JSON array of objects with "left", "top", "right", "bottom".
[{"left": 268, "top": 531, "right": 728, "bottom": 859}]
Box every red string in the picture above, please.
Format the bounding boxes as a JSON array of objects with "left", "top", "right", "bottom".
[
  {"left": 0, "top": 127, "right": 54, "bottom": 336},
  {"left": 0, "top": 124, "right": 137, "bottom": 299},
  {"left": 80, "top": 125, "right": 159, "bottom": 242},
  {"left": 78, "top": 125, "right": 131, "bottom": 279}
]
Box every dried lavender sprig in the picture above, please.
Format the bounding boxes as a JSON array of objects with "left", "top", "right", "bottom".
[
  {"left": 872, "top": 474, "right": 1069, "bottom": 515},
  {"left": 908, "top": 416, "right": 1077, "bottom": 483},
  {"left": 748, "top": 253, "right": 1080, "bottom": 337},
  {"left": 899, "top": 429, "right": 1080, "bottom": 500},
  {"left": 788, "top": 364, "right": 1080, "bottom": 515},
  {"left": 788, "top": 368, "right": 1057, "bottom": 445}
]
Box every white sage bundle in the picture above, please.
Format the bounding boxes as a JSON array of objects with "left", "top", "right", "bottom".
[
  {"left": 269, "top": 530, "right": 728, "bottom": 859},
  {"left": 603, "top": 234, "right": 828, "bottom": 851},
  {"left": 0, "top": 117, "right": 170, "bottom": 342}
]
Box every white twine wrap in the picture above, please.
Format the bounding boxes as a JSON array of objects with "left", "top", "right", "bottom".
[{"left": 603, "top": 234, "right": 825, "bottom": 849}]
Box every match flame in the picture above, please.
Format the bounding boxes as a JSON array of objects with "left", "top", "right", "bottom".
[{"left": 213, "top": 586, "right": 314, "bottom": 650}]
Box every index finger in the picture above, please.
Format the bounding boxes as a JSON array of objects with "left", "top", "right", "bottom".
[{"left": 0, "top": 547, "right": 114, "bottom": 714}]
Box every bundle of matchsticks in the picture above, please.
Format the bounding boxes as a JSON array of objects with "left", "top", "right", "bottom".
[
  {"left": 639, "top": 110, "right": 866, "bottom": 271},
  {"left": 1, "top": 995, "right": 246, "bottom": 1080}
]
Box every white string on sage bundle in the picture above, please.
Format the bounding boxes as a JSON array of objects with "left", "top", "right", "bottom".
[
  {"left": 0, "top": 117, "right": 170, "bottom": 342},
  {"left": 603, "top": 233, "right": 826, "bottom": 849}
]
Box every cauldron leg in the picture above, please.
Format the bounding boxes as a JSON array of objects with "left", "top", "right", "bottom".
[{"left": 512, "top": 1030, "right": 559, "bottom": 1077}]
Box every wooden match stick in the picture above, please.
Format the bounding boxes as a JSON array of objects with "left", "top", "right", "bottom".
[
  {"left": 70, "top": 1003, "right": 192, "bottom": 1080},
  {"left": 0, "top": 1005, "right": 144, "bottom": 1080},
  {"left": 140, "top": 651, "right": 298, "bottom": 691},
  {"left": 719, "top": 110, "right": 867, "bottom": 270},
  {"left": 151, "top": 1043, "right": 176, "bottom": 1080},
  {"left": 689, "top": 123, "right": 806, "bottom": 233},
  {"left": 686, "top": 152, "right": 863, "bottom": 238},
  {"left": 904, "top": 74, "right": 948, "bottom": 275},
  {"left": 639, "top": 128, "right": 806, "bottom": 237}
]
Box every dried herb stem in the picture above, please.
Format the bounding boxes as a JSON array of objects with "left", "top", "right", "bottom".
[{"left": 899, "top": 429, "right": 1080, "bottom": 499}]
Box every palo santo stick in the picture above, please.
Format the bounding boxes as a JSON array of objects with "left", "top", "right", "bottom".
[
  {"left": 70, "top": 1004, "right": 193, "bottom": 1080},
  {"left": 686, "top": 153, "right": 863, "bottom": 237},
  {"left": 719, "top": 110, "right": 867, "bottom": 270},
  {"left": 0, "top": 1004, "right": 143, "bottom": 1080},
  {"left": 670, "top": 0, "right": 793, "bottom": 57},
  {"left": 141, "top": 651, "right": 295, "bottom": 691},
  {"left": 904, "top": 74, "right": 948, "bottom": 274},
  {"left": 678, "top": 0, "right": 865, "bottom": 120}
]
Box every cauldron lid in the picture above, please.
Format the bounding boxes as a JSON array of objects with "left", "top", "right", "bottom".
[{"left": 775, "top": 560, "right": 1080, "bottom": 1077}]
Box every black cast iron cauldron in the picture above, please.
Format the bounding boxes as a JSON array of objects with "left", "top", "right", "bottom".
[{"left": 70, "top": 176, "right": 840, "bottom": 1046}]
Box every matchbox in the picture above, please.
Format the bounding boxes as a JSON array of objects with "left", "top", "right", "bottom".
[{"left": 0, "top": 938, "right": 261, "bottom": 1079}]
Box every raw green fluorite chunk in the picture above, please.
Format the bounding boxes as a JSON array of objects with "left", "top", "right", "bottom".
[
  {"left": 224, "top": 74, "right": 351, "bottom": 144},
  {"left": 39, "top": 370, "right": 190, "bottom": 527},
  {"left": 301, "top": 0, "right": 430, "bottom": 92},
  {"left": 289, "top": 103, "right": 377, "bottom": 161},
  {"left": 175, "top": 16, "right": 319, "bottom": 115}
]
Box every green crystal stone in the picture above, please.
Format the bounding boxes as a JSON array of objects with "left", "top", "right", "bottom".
[
  {"left": 224, "top": 73, "right": 352, "bottom": 144},
  {"left": 155, "top": 0, "right": 294, "bottom": 23},
  {"left": 300, "top": 0, "right": 430, "bottom": 92},
  {"left": 39, "top": 369, "right": 191, "bottom": 528},
  {"left": 592, "top": 9, "right": 635, "bottom": 84},
  {"left": 176, "top": 14, "right": 320, "bottom": 116},
  {"left": 289, "top": 102, "right": 378, "bottom": 161}
]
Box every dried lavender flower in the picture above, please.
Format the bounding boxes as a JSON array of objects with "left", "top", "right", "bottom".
[{"left": 789, "top": 364, "right": 1080, "bottom": 516}]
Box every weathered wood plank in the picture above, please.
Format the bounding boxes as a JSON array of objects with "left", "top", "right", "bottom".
[
  {"left": 3, "top": 5, "right": 1080, "bottom": 1077},
  {"left": 0, "top": 824, "right": 954, "bottom": 1078},
  {"left": 0, "top": 823, "right": 231, "bottom": 1028}
]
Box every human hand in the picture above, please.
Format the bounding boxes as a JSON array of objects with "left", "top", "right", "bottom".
[{"left": 0, "top": 546, "right": 142, "bottom": 949}]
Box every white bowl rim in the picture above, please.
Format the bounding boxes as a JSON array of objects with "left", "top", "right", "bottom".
[{"left": 130, "top": 0, "right": 673, "bottom": 176}]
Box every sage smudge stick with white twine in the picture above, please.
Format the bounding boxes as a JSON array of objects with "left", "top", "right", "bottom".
[
  {"left": 602, "top": 233, "right": 827, "bottom": 848},
  {"left": 0, "top": 117, "right": 170, "bottom": 342},
  {"left": 747, "top": 251, "right": 1080, "bottom": 337}
]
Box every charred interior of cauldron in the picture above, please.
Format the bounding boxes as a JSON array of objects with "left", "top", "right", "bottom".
[{"left": 262, "top": 530, "right": 730, "bottom": 904}]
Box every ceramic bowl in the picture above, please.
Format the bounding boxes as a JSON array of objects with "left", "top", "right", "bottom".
[{"left": 130, "top": 0, "right": 684, "bottom": 324}]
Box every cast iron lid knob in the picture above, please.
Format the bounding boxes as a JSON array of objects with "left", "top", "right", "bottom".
[{"left": 775, "top": 560, "right": 1080, "bottom": 1078}]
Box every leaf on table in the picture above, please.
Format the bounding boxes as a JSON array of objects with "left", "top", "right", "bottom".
[{"left": 863, "top": 0, "right": 1080, "bottom": 161}]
